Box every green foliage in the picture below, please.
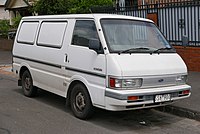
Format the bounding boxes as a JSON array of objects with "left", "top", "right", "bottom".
[
  {"left": 67, "top": 0, "right": 113, "bottom": 14},
  {"left": 33, "top": 0, "right": 113, "bottom": 15},
  {"left": 0, "top": 15, "right": 21, "bottom": 38},
  {"left": 33, "top": 0, "right": 69, "bottom": 15},
  {"left": 0, "top": 19, "right": 10, "bottom": 38},
  {"left": 12, "top": 15, "right": 22, "bottom": 29}
]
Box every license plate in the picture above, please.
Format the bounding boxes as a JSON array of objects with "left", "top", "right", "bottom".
[{"left": 155, "top": 94, "right": 171, "bottom": 103}]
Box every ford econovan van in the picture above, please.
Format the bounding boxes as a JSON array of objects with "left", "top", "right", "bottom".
[{"left": 12, "top": 14, "right": 191, "bottom": 119}]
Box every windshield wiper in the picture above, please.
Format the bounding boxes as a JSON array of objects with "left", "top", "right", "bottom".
[
  {"left": 152, "top": 47, "right": 173, "bottom": 54},
  {"left": 118, "top": 47, "right": 151, "bottom": 54}
]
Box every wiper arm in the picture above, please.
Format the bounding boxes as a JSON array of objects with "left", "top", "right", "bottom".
[
  {"left": 152, "top": 47, "right": 173, "bottom": 54},
  {"left": 118, "top": 47, "right": 151, "bottom": 54}
]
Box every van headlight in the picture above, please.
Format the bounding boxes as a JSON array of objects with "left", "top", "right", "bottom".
[
  {"left": 109, "top": 77, "right": 142, "bottom": 89},
  {"left": 176, "top": 75, "right": 187, "bottom": 84}
]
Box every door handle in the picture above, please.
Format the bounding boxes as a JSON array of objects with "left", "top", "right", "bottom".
[{"left": 65, "top": 54, "right": 68, "bottom": 62}]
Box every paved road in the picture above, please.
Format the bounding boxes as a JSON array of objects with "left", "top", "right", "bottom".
[
  {"left": 1, "top": 72, "right": 200, "bottom": 134},
  {"left": 0, "top": 51, "right": 12, "bottom": 65}
]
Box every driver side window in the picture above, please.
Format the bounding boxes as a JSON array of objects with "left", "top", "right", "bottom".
[{"left": 72, "top": 20, "right": 99, "bottom": 47}]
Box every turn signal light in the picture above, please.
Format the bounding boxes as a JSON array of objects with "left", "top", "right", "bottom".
[
  {"left": 128, "top": 96, "right": 139, "bottom": 101},
  {"left": 183, "top": 90, "right": 190, "bottom": 95}
]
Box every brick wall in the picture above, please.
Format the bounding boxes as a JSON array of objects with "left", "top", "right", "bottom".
[
  {"left": 0, "top": 38, "right": 13, "bottom": 51},
  {"left": 174, "top": 46, "right": 200, "bottom": 72}
]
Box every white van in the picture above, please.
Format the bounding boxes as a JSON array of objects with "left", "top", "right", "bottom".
[{"left": 12, "top": 14, "right": 191, "bottom": 119}]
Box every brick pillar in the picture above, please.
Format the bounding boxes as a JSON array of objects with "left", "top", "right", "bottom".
[{"left": 174, "top": 46, "right": 200, "bottom": 72}]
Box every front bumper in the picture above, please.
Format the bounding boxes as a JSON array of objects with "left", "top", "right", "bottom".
[{"left": 105, "top": 84, "right": 191, "bottom": 111}]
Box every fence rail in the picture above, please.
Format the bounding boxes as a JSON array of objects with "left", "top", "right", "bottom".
[{"left": 93, "top": 1, "right": 200, "bottom": 47}]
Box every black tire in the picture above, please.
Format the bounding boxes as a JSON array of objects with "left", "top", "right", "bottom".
[
  {"left": 70, "top": 84, "right": 94, "bottom": 120},
  {"left": 21, "top": 70, "right": 37, "bottom": 97}
]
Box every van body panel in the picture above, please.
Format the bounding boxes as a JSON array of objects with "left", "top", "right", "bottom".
[
  {"left": 106, "top": 54, "right": 122, "bottom": 77},
  {"left": 67, "top": 74, "right": 106, "bottom": 108},
  {"left": 66, "top": 40, "right": 106, "bottom": 106},
  {"left": 13, "top": 50, "right": 67, "bottom": 97},
  {"left": 13, "top": 19, "right": 69, "bottom": 97},
  {"left": 110, "top": 53, "right": 187, "bottom": 77}
]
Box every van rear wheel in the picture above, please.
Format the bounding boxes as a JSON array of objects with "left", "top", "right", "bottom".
[
  {"left": 21, "top": 70, "right": 37, "bottom": 97},
  {"left": 70, "top": 84, "right": 94, "bottom": 120}
]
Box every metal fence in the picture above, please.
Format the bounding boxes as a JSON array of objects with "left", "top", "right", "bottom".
[{"left": 93, "top": 1, "right": 200, "bottom": 46}]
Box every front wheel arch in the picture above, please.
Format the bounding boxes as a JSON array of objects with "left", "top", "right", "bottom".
[
  {"left": 66, "top": 80, "right": 89, "bottom": 106},
  {"left": 67, "top": 81, "right": 94, "bottom": 119},
  {"left": 19, "top": 66, "right": 30, "bottom": 79}
]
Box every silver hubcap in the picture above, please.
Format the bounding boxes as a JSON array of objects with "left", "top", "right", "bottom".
[
  {"left": 75, "top": 92, "right": 86, "bottom": 112},
  {"left": 24, "top": 77, "right": 31, "bottom": 90}
]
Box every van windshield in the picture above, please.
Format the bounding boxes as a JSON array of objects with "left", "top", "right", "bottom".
[{"left": 100, "top": 19, "right": 175, "bottom": 53}]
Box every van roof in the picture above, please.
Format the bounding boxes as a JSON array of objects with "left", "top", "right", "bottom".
[{"left": 22, "top": 14, "right": 153, "bottom": 23}]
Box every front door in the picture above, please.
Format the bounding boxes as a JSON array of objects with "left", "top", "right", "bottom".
[{"left": 65, "top": 19, "right": 106, "bottom": 105}]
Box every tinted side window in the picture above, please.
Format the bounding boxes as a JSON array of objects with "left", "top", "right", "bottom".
[
  {"left": 72, "top": 20, "right": 99, "bottom": 47},
  {"left": 37, "top": 21, "right": 67, "bottom": 48},
  {"left": 17, "top": 21, "right": 39, "bottom": 45}
]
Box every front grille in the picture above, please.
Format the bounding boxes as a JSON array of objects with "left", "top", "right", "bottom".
[{"left": 142, "top": 75, "right": 177, "bottom": 88}]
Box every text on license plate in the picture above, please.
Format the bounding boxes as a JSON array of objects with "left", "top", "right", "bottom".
[{"left": 155, "top": 94, "right": 171, "bottom": 103}]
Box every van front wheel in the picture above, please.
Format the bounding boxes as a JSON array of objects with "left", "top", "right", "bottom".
[
  {"left": 70, "top": 84, "right": 94, "bottom": 119},
  {"left": 21, "top": 70, "right": 37, "bottom": 97}
]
